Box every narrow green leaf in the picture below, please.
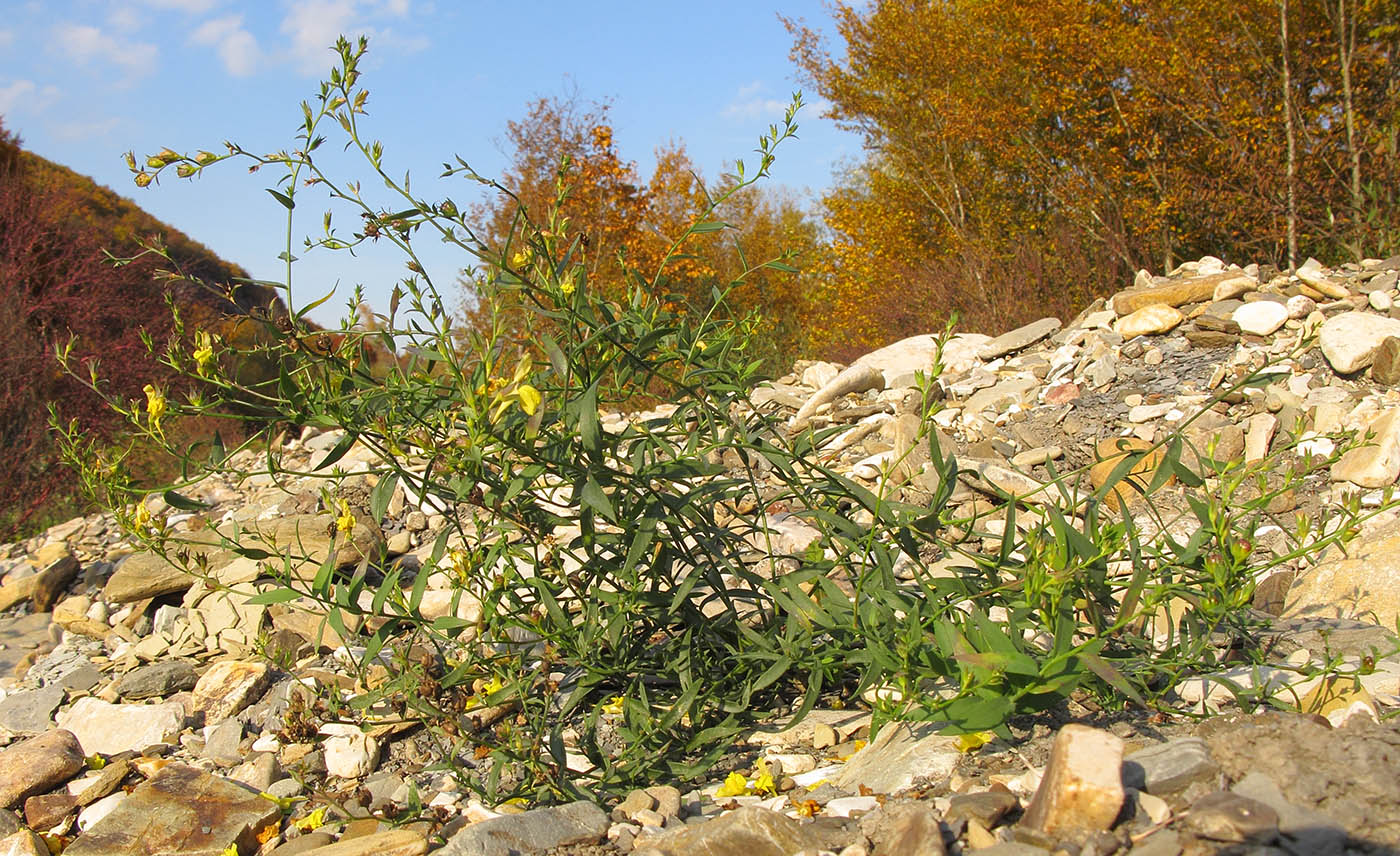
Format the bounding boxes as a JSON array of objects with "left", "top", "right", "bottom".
[
  {"left": 244, "top": 588, "right": 303, "bottom": 605},
  {"left": 369, "top": 473, "right": 399, "bottom": 522},
  {"left": 312, "top": 432, "right": 356, "bottom": 471},
  {"left": 267, "top": 188, "right": 295, "bottom": 210},
  {"left": 162, "top": 490, "right": 212, "bottom": 511}
]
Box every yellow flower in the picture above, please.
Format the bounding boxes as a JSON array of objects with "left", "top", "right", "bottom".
[
  {"left": 515, "top": 383, "right": 541, "bottom": 417},
  {"left": 293, "top": 806, "right": 326, "bottom": 830},
  {"left": 193, "top": 331, "right": 215, "bottom": 376},
  {"left": 753, "top": 771, "right": 776, "bottom": 796},
  {"left": 600, "top": 695, "right": 625, "bottom": 715},
  {"left": 131, "top": 502, "right": 152, "bottom": 534},
  {"left": 955, "top": 731, "right": 996, "bottom": 753},
  {"left": 560, "top": 271, "right": 576, "bottom": 296},
  {"left": 335, "top": 499, "right": 355, "bottom": 536},
  {"left": 511, "top": 250, "right": 530, "bottom": 269},
  {"left": 714, "top": 771, "right": 749, "bottom": 798},
  {"left": 143, "top": 384, "right": 166, "bottom": 430}
]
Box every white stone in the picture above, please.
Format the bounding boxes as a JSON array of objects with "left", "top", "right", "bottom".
[
  {"left": 1115, "top": 304, "right": 1184, "bottom": 339},
  {"left": 1232, "top": 301, "right": 1288, "bottom": 336},
  {"left": 1331, "top": 408, "right": 1400, "bottom": 488},
  {"left": 56, "top": 697, "right": 186, "bottom": 756},
  {"left": 1286, "top": 294, "right": 1318, "bottom": 319},
  {"left": 1371, "top": 290, "right": 1394, "bottom": 312},
  {"left": 76, "top": 792, "right": 126, "bottom": 832},
  {"left": 320, "top": 723, "right": 380, "bottom": 778},
  {"left": 801, "top": 362, "right": 841, "bottom": 390},
  {"left": 1318, "top": 312, "right": 1400, "bottom": 374}
]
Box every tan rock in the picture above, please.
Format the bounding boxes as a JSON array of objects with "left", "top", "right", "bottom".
[
  {"left": 1244, "top": 413, "right": 1278, "bottom": 464},
  {"left": 193, "top": 660, "right": 272, "bottom": 723},
  {"left": 299, "top": 828, "right": 428, "bottom": 855},
  {"left": 1090, "top": 437, "right": 1171, "bottom": 511},
  {"left": 1331, "top": 408, "right": 1400, "bottom": 488},
  {"left": 0, "top": 730, "right": 85, "bottom": 809},
  {"left": 1020, "top": 724, "right": 1125, "bottom": 837},
  {"left": 1285, "top": 517, "right": 1400, "bottom": 627},
  {"left": 0, "top": 829, "right": 48, "bottom": 856},
  {"left": 1115, "top": 304, "right": 1185, "bottom": 339},
  {"left": 1111, "top": 272, "right": 1253, "bottom": 315},
  {"left": 1318, "top": 312, "right": 1400, "bottom": 374},
  {"left": 63, "top": 763, "right": 281, "bottom": 856},
  {"left": 104, "top": 552, "right": 195, "bottom": 604}
]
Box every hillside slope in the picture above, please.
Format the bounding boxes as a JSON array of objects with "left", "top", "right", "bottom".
[{"left": 0, "top": 121, "right": 284, "bottom": 540}]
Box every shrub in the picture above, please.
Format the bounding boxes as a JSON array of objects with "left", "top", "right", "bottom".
[{"left": 61, "top": 37, "right": 1398, "bottom": 805}]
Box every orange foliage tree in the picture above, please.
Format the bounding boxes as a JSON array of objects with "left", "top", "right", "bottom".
[
  {"left": 787, "top": 0, "right": 1400, "bottom": 358},
  {"left": 463, "top": 95, "right": 823, "bottom": 371}
]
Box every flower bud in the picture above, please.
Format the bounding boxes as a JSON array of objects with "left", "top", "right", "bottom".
[
  {"left": 134, "top": 173, "right": 153, "bottom": 188},
  {"left": 176, "top": 164, "right": 196, "bottom": 178},
  {"left": 195, "top": 151, "right": 219, "bottom": 165}
]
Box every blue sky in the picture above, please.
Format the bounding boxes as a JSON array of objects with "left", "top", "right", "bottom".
[{"left": 0, "top": 0, "right": 859, "bottom": 326}]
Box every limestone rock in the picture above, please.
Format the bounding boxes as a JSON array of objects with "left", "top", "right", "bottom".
[
  {"left": 1330, "top": 408, "right": 1400, "bottom": 488},
  {"left": 1020, "top": 724, "right": 1125, "bottom": 837},
  {"left": 104, "top": 552, "right": 194, "bottom": 604},
  {"left": 1111, "top": 272, "right": 1253, "bottom": 315},
  {"left": 56, "top": 697, "right": 186, "bottom": 756},
  {"left": 193, "top": 659, "right": 272, "bottom": 723},
  {"left": 437, "top": 800, "right": 608, "bottom": 856},
  {"left": 978, "top": 318, "right": 1062, "bottom": 361},
  {"left": 1233, "top": 301, "right": 1288, "bottom": 336},
  {"left": 63, "top": 763, "right": 281, "bottom": 856},
  {"left": 637, "top": 805, "right": 820, "bottom": 856},
  {"left": 1318, "top": 312, "right": 1400, "bottom": 374},
  {"left": 1285, "top": 516, "right": 1400, "bottom": 627},
  {"left": 0, "top": 730, "right": 85, "bottom": 809},
  {"left": 833, "top": 722, "right": 961, "bottom": 795},
  {"left": 294, "top": 828, "right": 427, "bottom": 855},
  {"left": 320, "top": 724, "right": 380, "bottom": 779},
  {"left": 1115, "top": 304, "right": 1184, "bottom": 339}
]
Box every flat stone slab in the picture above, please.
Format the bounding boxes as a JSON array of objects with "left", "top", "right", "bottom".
[
  {"left": 0, "top": 684, "right": 65, "bottom": 734},
  {"left": 0, "top": 729, "right": 84, "bottom": 809},
  {"left": 56, "top": 697, "right": 185, "bottom": 756},
  {"left": 437, "top": 800, "right": 607, "bottom": 856},
  {"left": 833, "top": 721, "right": 961, "bottom": 794},
  {"left": 64, "top": 763, "right": 280, "bottom": 856}
]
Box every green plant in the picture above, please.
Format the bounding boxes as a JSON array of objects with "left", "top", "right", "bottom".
[{"left": 58, "top": 36, "right": 1399, "bottom": 805}]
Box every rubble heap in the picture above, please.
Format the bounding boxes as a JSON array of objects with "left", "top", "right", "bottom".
[{"left": 0, "top": 254, "right": 1398, "bottom": 855}]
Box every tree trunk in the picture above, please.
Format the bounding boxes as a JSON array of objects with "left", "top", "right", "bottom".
[
  {"left": 1332, "top": 0, "right": 1363, "bottom": 244},
  {"left": 1280, "top": 0, "right": 1298, "bottom": 273}
]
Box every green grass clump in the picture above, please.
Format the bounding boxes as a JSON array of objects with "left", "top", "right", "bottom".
[{"left": 58, "top": 36, "right": 1398, "bottom": 804}]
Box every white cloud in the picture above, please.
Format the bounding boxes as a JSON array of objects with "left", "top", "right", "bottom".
[
  {"left": 55, "top": 22, "right": 159, "bottom": 80},
  {"left": 0, "top": 80, "right": 37, "bottom": 115},
  {"left": 724, "top": 82, "right": 829, "bottom": 123},
  {"left": 140, "top": 0, "right": 220, "bottom": 12},
  {"left": 52, "top": 116, "right": 121, "bottom": 141},
  {"left": 192, "top": 14, "right": 262, "bottom": 76},
  {"left": 278, "top": 0, "right": 428, "bottom": 75},
  {"left": 281, "top": 0, "right": 360, "bottom": 74},
  {"left": 724, "top": 81, "right": 793, "bottom": 122}
]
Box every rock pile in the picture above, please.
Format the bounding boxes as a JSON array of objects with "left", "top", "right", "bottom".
[{"left": 0, "top": 254, "right": 1398, "bottom": 855}]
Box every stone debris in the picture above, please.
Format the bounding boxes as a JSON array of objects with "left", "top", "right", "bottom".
[{"left": 0, "top": 253, "right": 1394, "bottom": 853}]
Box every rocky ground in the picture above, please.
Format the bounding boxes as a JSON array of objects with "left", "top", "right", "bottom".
[{"left": 0, "top": 254, "right": 1398, "bottom": 855}]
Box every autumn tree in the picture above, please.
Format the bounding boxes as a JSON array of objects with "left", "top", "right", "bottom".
[
  {"left": 786, "top": 0, "right": 1400, "bottom": 358},
  {"left": 464, "top": 94, "right": 822, "bottom": 371}
]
